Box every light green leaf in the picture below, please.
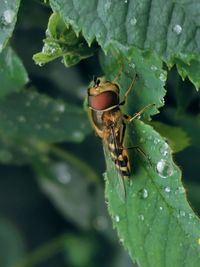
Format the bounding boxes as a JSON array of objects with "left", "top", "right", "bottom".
[
  {"left": 0, "top": 47, "right": 28, "bottom": 98},
  {"left": 150, "top": 121, "right": 190, "bottom": 153},
  {"left": 33, "top": 12, "right": 96, "bottom": 67},
  {"left": 49, "top": 0, "right": 200, "bottom": 89},
  {"left": 105, "top": 120, "right": 200, "bottom": 267},
  {"left": 0, "top": 90, "right": 91, "bottom": 143},
  {"left": 0, "top": 0, "right": 20, "bottom": 52},
  {"left": 0, "top": 218, "right": 25, "bottom": 267}
]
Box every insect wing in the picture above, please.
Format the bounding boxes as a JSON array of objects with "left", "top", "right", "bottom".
[{"left": 103, "top": 142, "right": 126, "bottom": 203}]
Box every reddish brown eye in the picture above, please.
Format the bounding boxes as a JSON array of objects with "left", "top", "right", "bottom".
[{"left": 89, "top": 91, "right": 119, "bottom": 110}]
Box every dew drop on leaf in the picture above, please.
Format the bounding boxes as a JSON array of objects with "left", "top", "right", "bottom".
[
  {"left": 130, "top": 17, "right": 137, "bottom": 26},
  {"left": 139, "top": 188, "right": 148, "bottom": 199},
  {"left": 159, "top": 142, "right": 169, "bottom": 157},
  {"left": 124, "top": 0, "right": 128, "bottom": 3},
  {"left": 151, "top": 65, "right": 158, "bottom": 71},
  {"left": 1, "top": 9, "right": 15, "bottom": 26},
  {"left": 156, "top": 159, "right": 173, "bottom": 178},
  {"left": 173, "top": 24, "right": 182, "bottom": 35},
  {"left": 164, "top": 186, "right": 171, "bottom": 193},
  {"left": 179, "top": 210, "right": 186, "bottom": 217},
  {"left": 54, "top": 103, "right": 65, "bottom": 113},
  {"left": 159, "top": 206, "right": 163, "bottom": 211},
  {"left": 159, "top": 73, "right": 166, "bottom": 82},
  {"left": 53, "top": 163, "right": 72, "bottom": 184},
  {"left": 115, "top": 215, "right": 120, "bottom": 222},
  {"left": 139, "top": 214, "right": 144, "bottom": 221}
]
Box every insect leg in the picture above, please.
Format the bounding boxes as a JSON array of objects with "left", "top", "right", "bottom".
[
  {"left": 119, "top": 74, "right": 138, "bottom": 106},
  {"left": 124, "top": 103, "right": 156, "bottom": 123}
]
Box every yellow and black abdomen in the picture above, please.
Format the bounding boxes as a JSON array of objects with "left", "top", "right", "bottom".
[{"left": 107, "top": 130, "right": 131, "bottom": 178}]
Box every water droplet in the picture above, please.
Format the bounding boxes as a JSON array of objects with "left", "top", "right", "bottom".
[
  {"left": 124, "top": 0, "right": 128, "bottom": 3},
  {"left": 173, "top": 24, "right": 182, "bottom": 35},
  {"left": 105, "top": 0, "right": 111, "bottom": 10},
  {"left": 18, "top": 116, "right": 26, "bottom": 123},
  {"left": 93, "top": 216, "right": 108, "bottom": 231},
  {"left": 156, "top": 159, "right": 173, "bottom": 178},
  {"left": 139, "top": 214, "right": 144, "bottom": 221},
  {"left": 159, "top": 206, "right": 163, "bottom": 210},
  {"left": 73, "top": 131, "right": 83, "bottom": 140},
  {"left": 179, "top": 210, "right": 185, "bottom": 217},
  {"left": 1, "top": 9, "right": 15, "bottom": 26},
  {"left": 159, "top": 142, "right": 169, "bottom": 157},
  {"left": 53, "top": 163, "right": 72, "bottom": 184},
  {"left": 159, "top": 73, "right": 166, "bottom": 82},
  {"left": 54, "top": 103, "right": 65, "bottom": 113},
  {"left": 130, "top": 17, "right": 137, "bottom": 26},
  {"left": 164, "top": 186, "right": 171, "bottom": 193},
  {"left": 115, "top": 215, "right": 120, "bottom": 222},
  {"left": 151, "top": 65, "right": 158, "bottom": 71},
  {"left": 119, "top": 238, "right": 124, "bottom": 243},
  {"left": 139, "top": 188, "right": 148, "bottom": 199}
]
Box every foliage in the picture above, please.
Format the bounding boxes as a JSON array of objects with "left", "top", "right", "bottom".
[{"left": 0, "top": 0, "right": 199, "bottom": 267}]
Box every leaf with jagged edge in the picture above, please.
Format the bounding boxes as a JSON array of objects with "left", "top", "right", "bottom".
[
  {"left": 33, "top": 12, "right": 97, "bottom": 67},
  {"left": 100, "top": 47, "right": 200, "bottom": 266},
  {"left": 0, "top": 0, "right": 21, "bottom": 52},
  {"left": 0, "top": 47, "right": 28, "bottom": 98},
  {"left": 105, "top": 120, "right": 200, "bottom": 267},
  {"left": 49, "top": 0, "right": 200, "bottom": 89}
]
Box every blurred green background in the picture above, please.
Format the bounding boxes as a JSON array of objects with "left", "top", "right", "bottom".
[{"left": 0, "top": 1, "right": 199, "bottom": 267}]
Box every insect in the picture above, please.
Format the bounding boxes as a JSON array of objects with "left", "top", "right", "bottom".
[{"left": 88, "top": 76, "right": 154, "bottom": 201}]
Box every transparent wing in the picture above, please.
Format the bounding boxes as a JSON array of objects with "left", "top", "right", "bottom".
[{"left": 103, "top": 141, "right": 126, "bottom": 203}]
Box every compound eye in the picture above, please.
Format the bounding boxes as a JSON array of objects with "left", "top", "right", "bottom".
[{"left": 89, "top": 91, "right": 119, "bottom": 110}]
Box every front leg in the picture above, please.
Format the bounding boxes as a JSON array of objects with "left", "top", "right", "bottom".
[{"left": 124, "top": 103, "right": 155, "bottom": 123}]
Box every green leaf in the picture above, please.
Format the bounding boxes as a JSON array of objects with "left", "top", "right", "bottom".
[
  {"left": 0, "top": 0, "right": 20, "bottom": 52},
  {"left": 0, "top": 47, "right": 28, "bottom": 98},
  {"left": 176, "top": 58, "right": 200, "bottom": 90},
  {"left": 150, "top": 121, "right": 190, "bottom": 153},
  {"left": 0, "top": 90, "right": 91, "bottom": 143},
  {"left": 105, "top": 120, "right": 200, "bottom": 267},
  {"left": 63, "top": 235, "right": 96, "bottom": 267},
  {"left": 165, "top": 108, "right": 200, "bottom": 147},
  {"left": 33, "top": 12, "right": 96, "bottom": 67},
  {"left": 0, "top": 218, "right": 25, "bottom": 267},
  {"left": 100, "top": 47, "right": 166, "bottom": 120},
  {"left": 49, "top": 0, "right": 200, "bottom": 88},
  {"left": 34, "top": 150, "right": 101, "bottom": 229}
]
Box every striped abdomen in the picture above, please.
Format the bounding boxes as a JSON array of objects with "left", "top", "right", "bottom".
[{"left": 107, "top": 139, "right": 131, "bottom": 178}]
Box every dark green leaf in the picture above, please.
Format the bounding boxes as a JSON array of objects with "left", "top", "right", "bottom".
[
  {"left": 0, "top": 0, "right": 20, "bottom": 51},
  {"left": 150, "top": 121, "right": 190, "bottom": 153},
  {"left": 0, "top": 90, "right": 91, "bottom": 143},
  {"left": 0, "top": 47, "right": 28, "bottom": 98},
  {"left": 49, "top": 0, "right": 200, "bottom": 89},
  {"left": 0, "top": 218, "right": 25, "bottom": 267},
  {"left": 33, "top": 12, "right": 96, "bottom": 67},
  {"left": 34, "top": 151, "right": 101, "bottom": 229},
  {"left": 105, "top": 120, "right": 200, "bottom": 267}
]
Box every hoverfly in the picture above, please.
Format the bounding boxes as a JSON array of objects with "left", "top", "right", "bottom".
[{"left": 88, "top": 76, "right": 154, "bottom": 201}]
